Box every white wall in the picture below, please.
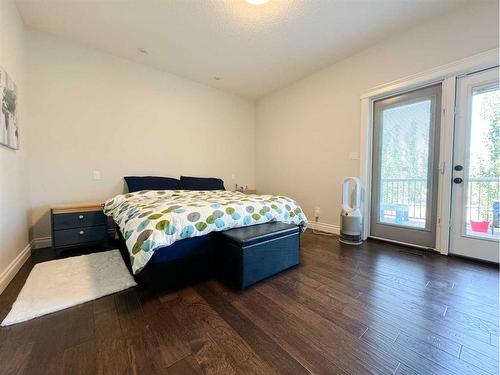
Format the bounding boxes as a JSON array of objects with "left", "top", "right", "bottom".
[
  {"left": 3, "top": 0, "right": 499, "bottom": 267},
  {"left": 255, "top": 1, "right": 499, "bottom": 231},
  {"left": 25, "top": 31, "right": 255, "bottom": 242},
  {"left": 0, "top": 0, "right": 29, "bottom": 292}
]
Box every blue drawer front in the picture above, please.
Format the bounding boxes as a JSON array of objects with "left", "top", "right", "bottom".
[
  {"left": 53, "top": 225, "right": 108, "bottom": 248},
  {"left": 53, "top": 211, "right": 107, "bottom": 230}
]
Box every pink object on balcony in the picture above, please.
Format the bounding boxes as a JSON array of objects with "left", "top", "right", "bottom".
[{"left": 470, "top": 220, "right": 490, "bottom": 233}]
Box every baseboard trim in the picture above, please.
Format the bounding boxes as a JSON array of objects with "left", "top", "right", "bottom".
[
  {"left": 32, "top": 236, "right": 52, "bottom": 250},
  {"left": 0, "top": 242, "right": 32, "bottom": 294},
  {"left": 307, "top": 221, "right": 340, "bottom": 235}
]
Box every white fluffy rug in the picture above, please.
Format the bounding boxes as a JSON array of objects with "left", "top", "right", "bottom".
[{"left": 1, "top": 249, "right": 137, "bottom": 326}]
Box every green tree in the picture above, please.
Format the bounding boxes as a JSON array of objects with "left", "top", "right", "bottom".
[
  {"left": 479, "top": 91, "right": 500, "bottom": 177},
  {"left": 475, "top": 91, "right": 499, "bottom": 221},
  {"left": 379, "top": 101, "right": 430, "bottom": 212}
]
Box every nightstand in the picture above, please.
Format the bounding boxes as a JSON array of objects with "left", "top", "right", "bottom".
[
  {"left": 235, "top": 189, "right": 257, "bottom": 195},
  {"left": 51, "top": 202, "right": 108, "bottom": 256}
]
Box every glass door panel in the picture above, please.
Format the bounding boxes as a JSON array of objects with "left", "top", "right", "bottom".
[
  {"left": 371, "top": 84, "right": 441, "bottom": 248},
  {"left": 464, "top": 86, "right": 499, "bottom": 240},
  {"left": 379, "top": 99, "right": 431, "bottom": 229}
]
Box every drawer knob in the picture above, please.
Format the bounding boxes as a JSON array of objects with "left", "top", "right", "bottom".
[
  {"left": 78, "top": 215, "right": 84, "bottom": 220},
  {"left": 79, "top": 230, "right": 85, "bottom": 235}
]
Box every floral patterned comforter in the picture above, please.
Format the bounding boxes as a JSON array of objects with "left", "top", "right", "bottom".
[{"left": 104, "top": 190, "right": 308, "bottom": 274}]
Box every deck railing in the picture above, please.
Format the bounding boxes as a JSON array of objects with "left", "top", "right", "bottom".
[
  {"left": 380, "top": 177, "right": 500, "bottom": 223},
  {"left": 466, "top": 177, "right": 500, "bottom": 223}
]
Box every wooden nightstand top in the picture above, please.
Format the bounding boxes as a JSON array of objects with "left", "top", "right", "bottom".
[
  {"left": 234, "top": 190, "right": 257, "bottom": 195},
  {"left": 51, "top": 202, "right": 105, "bottom": 214}
]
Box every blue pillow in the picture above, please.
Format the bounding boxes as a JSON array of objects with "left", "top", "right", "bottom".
[
  {"left": 124, "top": 176, "right": 180, "bottom": 192},
  {"left": 180, "top": 176, "right": 225, "bottom": 191}
]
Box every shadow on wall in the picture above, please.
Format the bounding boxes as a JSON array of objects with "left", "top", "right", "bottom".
[{"left": 29, "top": 208, "right": 51, "bottom": 247}]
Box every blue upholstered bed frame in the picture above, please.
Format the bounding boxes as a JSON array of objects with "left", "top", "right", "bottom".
[{"left": 117, "top": 229, "right": 218, "bottom": 289}]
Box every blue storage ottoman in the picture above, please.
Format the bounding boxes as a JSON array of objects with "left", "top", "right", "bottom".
[{"left": 218, "top": 222, "right": 301, "bottom": 289}]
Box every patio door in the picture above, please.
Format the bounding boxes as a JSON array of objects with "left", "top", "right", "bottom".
[
  {"left": 449, "top": 67, "right": 499, "bottom": 263},
  {"left": 370, "top": 84, "right": 442, "bottom": 248}
]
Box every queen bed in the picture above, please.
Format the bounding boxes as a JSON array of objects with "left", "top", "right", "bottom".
[{"left": 104, "top": 176, "right": 308, "bottom": 288}]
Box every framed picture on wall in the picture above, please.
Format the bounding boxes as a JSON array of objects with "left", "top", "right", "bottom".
[{"left": 0, "top": 66, "right": 19, "bottom": 150}]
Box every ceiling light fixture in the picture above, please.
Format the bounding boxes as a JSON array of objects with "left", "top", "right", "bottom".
[{"left": 246, "top": 0, "right": 269, "bottom": 5}]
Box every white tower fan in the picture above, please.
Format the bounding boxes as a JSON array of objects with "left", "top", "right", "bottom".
[{"left": 339, "top": 177, "right": 363, "bottom": 245}]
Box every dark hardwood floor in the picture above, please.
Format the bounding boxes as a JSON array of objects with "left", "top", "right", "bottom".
[{"left": 0, "top": 230, "right": 498, "bottom": 374}]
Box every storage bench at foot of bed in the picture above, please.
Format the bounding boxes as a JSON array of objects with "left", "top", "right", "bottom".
[{"left": 218, "top": 222, "right": 300, "bottom": 289}]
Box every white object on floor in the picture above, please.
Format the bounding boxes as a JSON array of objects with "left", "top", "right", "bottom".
[
  {"left": 1, "top": 249, "right": 137, "bottom": 326},
  {"left": 339, "top": 176, "right": 363, "bottom": 245}
]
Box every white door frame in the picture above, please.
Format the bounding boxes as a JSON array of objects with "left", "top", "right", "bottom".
[{"left": 359, "top": 48, "right": 499, "bottom": 255}]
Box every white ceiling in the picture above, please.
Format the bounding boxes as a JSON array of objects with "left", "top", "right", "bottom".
[{"left": 16, "top": 0, "right": 469, "bottom": 99}]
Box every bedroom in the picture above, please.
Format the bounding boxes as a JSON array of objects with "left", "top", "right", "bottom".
[{"left": 0, "top": 0, "right": 499, "bottom": 373}]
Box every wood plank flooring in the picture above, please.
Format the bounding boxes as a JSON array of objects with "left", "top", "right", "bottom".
[{"left": 0, "top": 230, "right": 498, "bottom": 374}]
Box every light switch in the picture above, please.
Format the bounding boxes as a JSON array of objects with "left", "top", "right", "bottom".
[
  {"left": 93, "top": 170, "right": 101, "bottom": 180},
  {"left": 349, "top": 152, "right": 359, "bottom": 160}
]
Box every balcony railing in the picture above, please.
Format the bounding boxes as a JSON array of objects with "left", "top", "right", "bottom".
[
  {"left": 380, "top": 177, "right": 500, "bottom": 223},
  {"left": 466, "top": 177, "right": 500, "bottom": 223},
  {"left": 380, "top": 178, "right": 427, "bottom": 221}
]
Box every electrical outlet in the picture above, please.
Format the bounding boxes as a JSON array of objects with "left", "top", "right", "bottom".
[
  {"left": 93, "top": 170, "right": 101, "bottom": 180},
  {"left": 313, "top": 207, "right": 320, "bottom": 219}
]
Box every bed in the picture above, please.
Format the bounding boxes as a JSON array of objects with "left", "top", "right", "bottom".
[{"left": 104, "top": 176, "right": 308, "bottom": 287}]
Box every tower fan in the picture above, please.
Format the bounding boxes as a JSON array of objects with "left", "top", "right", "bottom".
[{"left": 339, "top": 177, "right": 363, "bottom": 245}]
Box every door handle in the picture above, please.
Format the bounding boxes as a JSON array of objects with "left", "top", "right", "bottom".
[{"left": 453, "top": 177, "right": 463, "bottom": 184}]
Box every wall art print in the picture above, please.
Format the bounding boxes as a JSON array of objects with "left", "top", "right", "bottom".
[{"left": 0, "top": 66, "right": 19, "bottom": 150}]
